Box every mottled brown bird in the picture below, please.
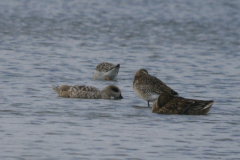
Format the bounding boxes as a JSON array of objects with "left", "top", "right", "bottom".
[
  {"left": 51, "top": 85, "right": 123, "bottom": 99},
  {"left": 152, "top": 92, "right": 214, "bottom": 115},
  {"left": 133, "top": 69, "right": 178, "bottom": 107}
]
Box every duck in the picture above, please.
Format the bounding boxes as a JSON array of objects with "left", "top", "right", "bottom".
[
  {"left": 51, "top": 84, "right": 123, "bottom": 99},
  {"left": 93, "top": 62, "right": 120, "bottom": 80},
  {"left": 152, "top": 92, "right": 214, "bottom": 115},
  {"left": 133, "top": 69, "right": 178, "bottom": 107}
]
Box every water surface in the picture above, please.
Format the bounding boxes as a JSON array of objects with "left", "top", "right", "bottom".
[{"left": 0, "top": 0, "right": 240, "bottom": 159}]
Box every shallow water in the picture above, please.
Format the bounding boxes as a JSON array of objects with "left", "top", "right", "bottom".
[{"left": 1, "top": 0, "right": 240, "bottom": 159}]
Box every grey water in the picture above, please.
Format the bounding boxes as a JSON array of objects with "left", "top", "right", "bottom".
[{"left": 0, "top": 0, "right": 240, "bottom": 159}]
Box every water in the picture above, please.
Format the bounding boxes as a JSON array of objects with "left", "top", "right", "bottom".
[{"left": 0, "top": 0, "right": 240, "bottom": 159}]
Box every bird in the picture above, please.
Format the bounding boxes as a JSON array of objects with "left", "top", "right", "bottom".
[
  {"left": 133, "top": 69, "right": 178, "bottom": 107},
  {"left": 51, "top": 84, "right": 123, "bottom": 99},
  {"left": 93, "top": 62, "right": 120, "bottom": 80},
  {"left": 152, "top": 92, "right": 214, "bottom": 115}
]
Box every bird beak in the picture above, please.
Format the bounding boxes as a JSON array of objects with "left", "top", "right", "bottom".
[
  {"left": 115, "top": 94, "right": 123, "bottom": 100},
  {"left": 119, "top": 94, "right": 123, "bottom": 99}
]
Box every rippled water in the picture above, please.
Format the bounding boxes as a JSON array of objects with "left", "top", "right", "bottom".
[{"left": 1, "top": 0, "right": 240, "bottom": 159}]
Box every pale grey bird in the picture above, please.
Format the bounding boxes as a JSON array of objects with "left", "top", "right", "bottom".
[{"left": 93, "top": 62, "right": 120, "bottom": 80}]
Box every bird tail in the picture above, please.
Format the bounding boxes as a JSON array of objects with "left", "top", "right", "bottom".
[
  {"left": 49, "top": 85, "right": 60, "bottom": 94},
  {"left": 202, "top": 101, "right": 214, "bottom": 110}
]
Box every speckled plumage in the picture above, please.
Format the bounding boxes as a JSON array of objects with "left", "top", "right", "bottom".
[
  {"left": 152, "top": 92, "right": 214, "bottom": 115},
  {"left": 93, "top": 62, "right": 120, "bottom": 80},
  {"left": 51, "top": 85, "right": 123, "bottom": 99},
  {"left": 133, "top": 69, "right": 178, "bottom": 107}
]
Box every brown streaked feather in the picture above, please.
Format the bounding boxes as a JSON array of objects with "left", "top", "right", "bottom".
[
  {"left": 152, "top": 92, "right": 214, "bottom": 115},
  {"left": 144, "top": 75, "right": 177, "bottom": 95},
  {"left": 95, "top": 62, "right": 119, "bottom": 72},
  {"left": 51, "top": 84, "right": 122, "bottom": 99},
  {"left": 133, "top": 69, "right": 178, "bottom": 96},
  {"left": 69, "top": 86, "right": 102, "bottom": 98}
]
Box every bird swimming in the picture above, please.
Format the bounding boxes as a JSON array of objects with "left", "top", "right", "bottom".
[
  {"left": 51, "top": 84, "right": 123, "bottom": 99},
  {"left": 152, "top": 92, "right": 214, "bottom": 115}
]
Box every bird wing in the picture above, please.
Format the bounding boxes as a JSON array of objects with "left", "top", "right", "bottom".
[
  {"left": 145, "top": 75, "right": 178, "bottom": 95},
  {"left": 96, "top": 62, "right": 115, "bottom": 72},
  {"left": 70, "top": 85, "right": 99, "bottom": 93}
]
